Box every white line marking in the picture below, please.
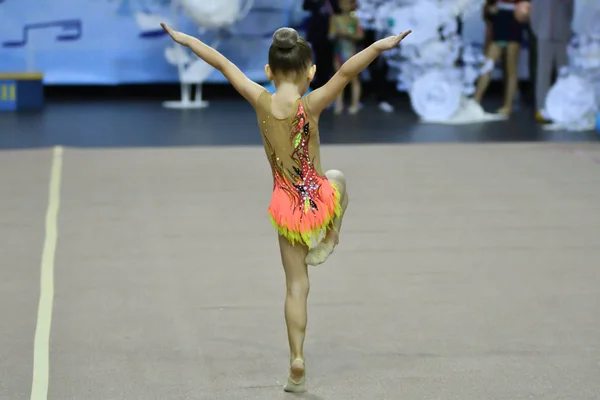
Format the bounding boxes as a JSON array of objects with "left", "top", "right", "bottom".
[{"left": 31, "top": 146, "right": 63, "bottom": 400}]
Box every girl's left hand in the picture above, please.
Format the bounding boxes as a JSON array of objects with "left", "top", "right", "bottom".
[
  {"left": 161, "top": 23, "right": 188, "bottom": 45},
  {"left": 374, "top": 31, "right": 412, "bottom": 52}
]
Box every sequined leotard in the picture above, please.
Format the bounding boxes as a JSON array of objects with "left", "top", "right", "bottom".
[{"left": 254, "top": 90, "right": 342, "bottom": 246}]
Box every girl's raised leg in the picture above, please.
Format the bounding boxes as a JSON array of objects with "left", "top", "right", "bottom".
[
  {"left": 305, "top": 170, "right": 348, "bottom": 266},
  {"left": 278, "top": 234, "right": 310, "bottom": 392}
]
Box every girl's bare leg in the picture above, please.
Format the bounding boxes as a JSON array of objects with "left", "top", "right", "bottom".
[
  {"left": 473, "top": 42, "right": 503, "bottom": 104},
  {"left": 498, "top": 42, "right": 520, "bottom": 115},
  {"left": 278, "top": 235, "right": 310, "bottom": 392},
  {"left": 305, "top": 170, "right": 348, "bottom": 266},
  {"left": 348, "top": 77, "right": 361, "bottom": 114}
]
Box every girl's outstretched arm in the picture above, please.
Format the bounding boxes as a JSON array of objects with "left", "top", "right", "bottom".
[
  {"left": 161, "top": 23, "right": 265, "bottom": 107},
  {"left": 307, "top": 30, "right": 411, "bottom": 116}
]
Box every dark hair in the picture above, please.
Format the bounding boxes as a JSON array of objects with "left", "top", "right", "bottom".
[{"left": 268, "top": 27, "right": 313, "bottom": 75}]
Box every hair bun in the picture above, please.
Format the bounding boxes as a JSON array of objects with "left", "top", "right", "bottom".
[{"left": 272, "top": 27, "right": 298, "bottom": 50}]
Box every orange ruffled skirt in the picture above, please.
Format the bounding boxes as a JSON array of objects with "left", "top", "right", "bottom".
[{"left": 268, "top": 176, "right": 342, "bottom": 247}]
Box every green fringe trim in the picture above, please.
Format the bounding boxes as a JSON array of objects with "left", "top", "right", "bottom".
[{"left": 270, "top": 186, "right": 343, "bottom": 247}]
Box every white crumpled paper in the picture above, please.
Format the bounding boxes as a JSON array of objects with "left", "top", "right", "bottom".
[
  {"left": 358, "top": 0, "right": 490, "bottom": 122},
  {"left": 180, "top": 0, "right": 252, "bottom": 29},
  {"left": 544, "top": 0, "right": 600, "bottom": 131}
]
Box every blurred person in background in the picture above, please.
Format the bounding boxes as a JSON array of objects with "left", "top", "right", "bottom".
[
  {"left": 474, "top": 0, "right": 530, "bottom": 116},
  {"left": 483, "top": 6, "right": 493, "bottom": 52},
  {"left": 513, "top": 0, "right": 534, "bottom": 106},
  {"left": 474, "top": 0, "right": 524, "bottom": 115},
  {"left": 355, "top": 0, "right": 396, "bottom": 113},
  {"left": 330, "top": 0, "right": 364, "bottom": 114},
  {"left": 529, "top": 0, "right": 574, "bottom": 123},
  {"left": 523, "top": 11, "right": 537, "bottom": 107},
  {"left": 303, "top": 0, "right": 340, "bottom": 89}
]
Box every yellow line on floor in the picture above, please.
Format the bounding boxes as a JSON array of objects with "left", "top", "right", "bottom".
[{"left": 31, "top": 146, "right": 63, "bottom": 400}]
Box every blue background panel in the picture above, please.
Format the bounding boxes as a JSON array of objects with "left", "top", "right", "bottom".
[{"left": 0, "top": 0, "right": 308, "bottom": 85}]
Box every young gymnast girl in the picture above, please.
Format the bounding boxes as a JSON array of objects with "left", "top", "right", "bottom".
[{"left": 161, "top": 22, "right": 410, "bottom": 393}]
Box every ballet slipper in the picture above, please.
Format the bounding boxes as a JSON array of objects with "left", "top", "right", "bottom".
[
  {"left": 348, "top": 105, "right": 359, "bottom": 115},
  {"left": 283, "top": 358, "right": 306, "bottom": 393},
  {"left": 305, "top": 232, "right": 338, "bottom": 266}
]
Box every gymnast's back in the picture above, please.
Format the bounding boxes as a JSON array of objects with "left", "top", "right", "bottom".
[{"left": 254, "top": 90, "right": 325, "bottom": 183}]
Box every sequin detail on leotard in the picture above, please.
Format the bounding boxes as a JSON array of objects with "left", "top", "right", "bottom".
[{"left": 264, "top": 101, "right": 341, "bottom": 246}]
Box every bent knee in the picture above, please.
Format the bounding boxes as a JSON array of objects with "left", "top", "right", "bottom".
[{"left": 326, "top": 169, "right": 346, "bottom": 187}]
